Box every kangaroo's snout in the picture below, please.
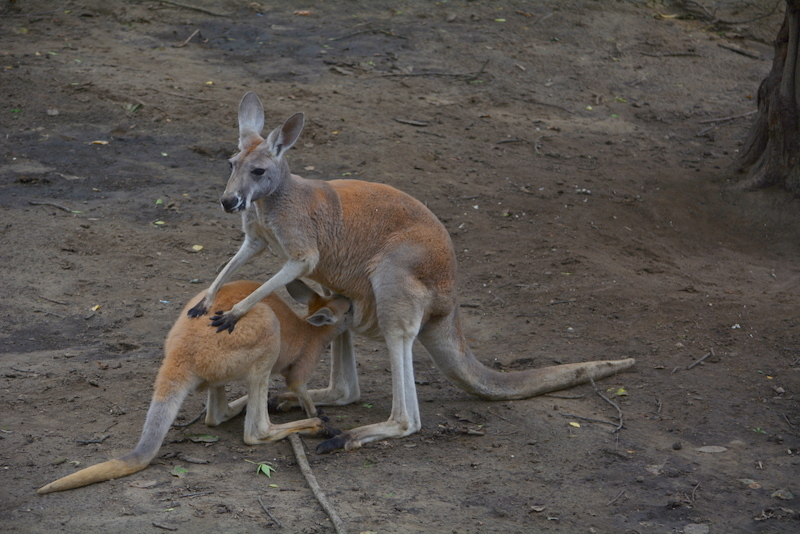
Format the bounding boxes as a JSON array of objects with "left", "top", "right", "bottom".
[{"left": 221, "top": 194, "right": 245, "bottom": 213}]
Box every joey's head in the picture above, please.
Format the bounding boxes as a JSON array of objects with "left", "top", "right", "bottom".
[
  {"left": 220, "top": 92, "right": 305, "bottom": 213},
  {"left": 286, "top": 280, "right": 354, "bottom": 335}
]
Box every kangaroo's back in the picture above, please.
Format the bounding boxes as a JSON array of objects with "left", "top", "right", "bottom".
[{"left": 163, "top": 281, "right": 281, "bottom": 391}]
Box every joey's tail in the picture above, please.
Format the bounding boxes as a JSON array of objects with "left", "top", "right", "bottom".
[
  {"left": 418, "top": 312, "right": 635, "bottom": 401},
  {"left": 38, "top": 388, "right": 191, "bottom": 494}
]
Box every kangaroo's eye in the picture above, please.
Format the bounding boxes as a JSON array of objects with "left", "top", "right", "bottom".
[{"left": 251, "top": 168, "right": 266, "bottom": 176}]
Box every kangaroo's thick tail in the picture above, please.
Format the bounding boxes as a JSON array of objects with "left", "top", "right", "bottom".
[
  {"left": 38, "top": 389, "right": 189, "bottom": 494},
  {"left": 418, "top": 311, "right": 635, "bottom": 401}
]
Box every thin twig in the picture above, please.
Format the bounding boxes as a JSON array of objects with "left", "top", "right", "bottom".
[
  {"left": 172, "top": 409, "right": 206, "bottom": 427},
  {"left": 28, "top": 200, "right": 73, "bottom": 212},
  {"left": 641, "top": 52, "right": 702, "bottom": 58},
  {"left": 486, "top": 408, "right": 511, "bottom": 422},
  {"left": 0, "top": 4, "right": 69, "bottom": 17},
  {"left": 698, "top": 110, "right": 757, "bottom": 124},
  {"left": 257, "top": 495, "right": 283, "bottom": 527},
  {"left": 544, "top": 393, "right": 586, "bottom": 400},
  {"left": 150, "top": 88, "right": 217, "bottom": 102},
  {"left": 76, "top": 434, "right": 110, "bottom": 444},
  {"left": 783, "top": 413, "right": 796, "bottom": 428},
  {"left": 329, "top": 28, "right": 400, "bottom": 42},
  {"left": 383, "top": 59, "right": 489, "bottom": 82},
  {"left": 179, "top": 491, "right": 214, "bottom": 498},
  {"left": 590, "top": 378, "right": 624, "bottom": 433},
  {"left": 35, "top": 309, "right": 66, "bottom": 318},
  {"left": 606, "top": 489, "right": 626, "bottom": 506},
  {"left": 697, "top": 112, "right": 755, "bottom": 135},
  {"left": 393, "top": 118, "right": 429, "bottom": 127},
  {"left": 173, "top": 29, "right": 200, "bottom": 48},
  {"left": 39, "top": 295, "right": 68, "bottom": 305},
  {"left": 717, "top": 43, "right": 760, "bottom": 59},
  {"left": 690, "top": 482, "right": 700, "bottom": 502},
  {"left": 687, "top": 349, "right": 713, "bottom": 370},
  {"left": 11, "top": 367, "right": 37, "bottom": 374},
  {"left": 559, "top": 412, "right": 619, "bottom": 427},
  {"left": 158, "top": 0, "right": 226, "bottom": 17},
  {"left": 288, "top": 434, "right": 348, "bottom": 534}
]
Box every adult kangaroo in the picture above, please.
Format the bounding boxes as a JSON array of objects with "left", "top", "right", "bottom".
[{"left": 187, "top": 92, "right": 635, "bottom": 453}]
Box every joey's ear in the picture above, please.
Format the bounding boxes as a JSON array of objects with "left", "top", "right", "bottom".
[
  {"left": 238, "top": 92, "right": 265, "bottom": 144},
  {"left": 286, "top": 279, "right": 318, "bottom": 305},
  {"left": 266, "top": 112, "right": 304, "bottom": 159},
  {"left": 306, "top": 307, "right": 336, "bottom": 327}
]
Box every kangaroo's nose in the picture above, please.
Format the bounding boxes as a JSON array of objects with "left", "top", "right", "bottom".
[{"left": 220, "top": 194, "right": 244, "bottom": 213}]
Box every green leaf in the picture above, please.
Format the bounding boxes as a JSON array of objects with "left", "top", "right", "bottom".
[
  {"left": 170, "top": 465, "right": 189, "bottom": 478},
  {"left": 245, "top": 459, "right": 276, "bottom": 478},
  {"left": 186, "top": 433, "right": 219, "bottom": 443}
]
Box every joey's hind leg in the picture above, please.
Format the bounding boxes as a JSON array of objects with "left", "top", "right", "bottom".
[
  {"left": 243, "top": 374, "right": 336, "bottom": 444},
  {"left": 271, "top": 330, "right": 360, "bottom": 410},
  {"left": 205, "top": 386, "right": 247, "bottom": 426}
]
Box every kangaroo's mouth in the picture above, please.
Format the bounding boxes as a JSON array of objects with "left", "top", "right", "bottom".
[{"left": 220, "top": 193, "right": 246, "bottom": 213}]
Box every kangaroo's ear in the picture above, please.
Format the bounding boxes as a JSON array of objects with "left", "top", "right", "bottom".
[
  {"left": 266, "top": 112, "right": 304, "bottom": 159},
  {"left": 286, "top": 279, "right": 318, "bottom": 305},
  {"left": 306, "top": 307, "right": 336, "bottom": 327},
  {"left": 238, "top": 92, "right": 265, "bottom": 147}
]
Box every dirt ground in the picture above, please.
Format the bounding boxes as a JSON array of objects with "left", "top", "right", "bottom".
[{"left": 1, "top": 1, "right": 799, "bottom": 532}]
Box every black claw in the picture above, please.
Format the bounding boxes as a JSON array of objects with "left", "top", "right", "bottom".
[
  {"left": 319, "top": 424, "right": 342, "bottom": 439},
  {"left": 316, "top": 433, "right": 349, "bottom": 454},
  {"left": 210, "top": 312, "right": 238, "bottom": 334},
  {"left": 187, "top": 301, "right": 208, "bottom": 318}
]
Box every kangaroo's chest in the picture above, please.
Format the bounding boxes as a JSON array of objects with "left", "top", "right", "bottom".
[{"left": 245, "top": 215, "right": 288, "bottom": 259}]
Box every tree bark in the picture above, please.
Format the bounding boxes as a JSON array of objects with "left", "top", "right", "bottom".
[{"left": 736, "top": 1, "right": 800, "bottom": 194}]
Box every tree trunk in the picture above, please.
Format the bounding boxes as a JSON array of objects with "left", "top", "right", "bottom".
[{"left": 736, "top": 1, "right": 800, "bottom": 194}]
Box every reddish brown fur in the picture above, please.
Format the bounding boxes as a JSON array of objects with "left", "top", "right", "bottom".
[
  {"left": 37, "top": 280, "right": 351, "bottom": 494},
  {"left": 189, "top": 93, "right": 635, "bottom": 453}
]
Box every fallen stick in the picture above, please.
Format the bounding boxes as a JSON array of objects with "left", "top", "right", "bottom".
[
  {"left": 606, "top": 489, "right": 626, "bottom": 506},
  {"left": 158, "top": 0, "right": 226, "bottom": 17},
  {"left": 0, "top": 4, "right": 68, "bottom": 17},
  {"left": 383, "top": 59, "right": 489, "bottom": 82},
  {"left": 29, "top": 200, "right": 73, "bottom": 212},
  {"left": 288, "top": 433, "right": 347, "bottom": 534},
  {"left": 257, "top": 495, "right": 283, "bottom": 528},
  {"left": 699, "top": 110, "right": 757, "bottom": 124},
  {"left": 559, "top": 412, "right": 619, "bottom": 427},
  {"left": 174, "top": 29, "right": 200, "bottom": 48},
  {"left": 38, "top": 295, "right": 68, "bottom": 305},
  {"left": 76, "top": 434, "right": 110, "bottom": 444},
  {"left": 150, "top": 88, "right": 217, "bottom": 102},
  {"left": 590, "top": 378, "right": 624, "bottom": 433},
  {"left": 687, "top": 350, "right": 713, "bottom": 370},
  {"left": 717, "top": 43, "right": 760, "bottom": 59},
  {"left": 180, "top": 491, "right": 214, "bottom": 498}
]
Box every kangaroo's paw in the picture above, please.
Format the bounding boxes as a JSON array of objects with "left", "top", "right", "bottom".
[
  {"left": 316, "top": 432, "right": 352, "bottom": 454},
  {"left": 210, "top": 310, "right": 239, "bottom": 333},
  {"left": 319, "top": 420, "right": 342, "bottom": 439},
  {"left": 187, "top": 300, "right": 208, "bottom": 318},
  {"left": 268, "top": 393, "right": 296, "bottom": 413}
]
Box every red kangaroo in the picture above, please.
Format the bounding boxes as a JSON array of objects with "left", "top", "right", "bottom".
[
  {"left": 38, "top": 280, "right": 352, "bottom": 494},
  {"left": 186, "top": 92, "right": 635, "bottom": 454}
]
